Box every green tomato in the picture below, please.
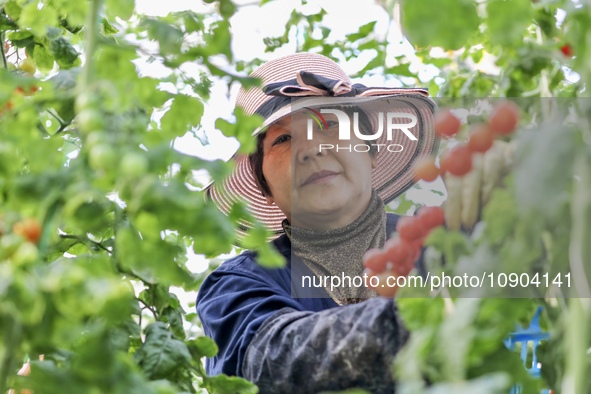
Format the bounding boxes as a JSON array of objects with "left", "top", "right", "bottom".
[
  {"left": 219, "top": 0, "right": 236, "bottom": 18},
  {"left": 11, "top": 241, "right": 39, "bottom": 267},
  {"left": 0, "top": 142, "right": 17, "bottom": 174},
  {"left": 89, "top": 144, "right": 116, "bottom": 171},
  {"left": 120, "top": 151, "right": 149, "bottom": 178},
  {"left": 77, "top": 109, "right": 105, "bottom": 133},
  {"left": 75, "top": 92, "right": 100, "bottom": 113},
  {"left": 0, "top": 234, "right": 24, "bottom": 260},
  {"left": 19, "top": 58, "right": 36, "bottom": 75},
  {"left": 84, "top": 132, "right": 105, "bottom": 149}
]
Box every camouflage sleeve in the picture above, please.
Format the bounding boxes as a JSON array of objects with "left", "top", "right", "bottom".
[{"left": 241, "top": 297, "right": 408, "bottom": 394}]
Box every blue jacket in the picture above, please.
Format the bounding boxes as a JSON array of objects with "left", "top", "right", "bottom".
[{"left": 196, "top": 213, "right": 418, "bottom": 393}]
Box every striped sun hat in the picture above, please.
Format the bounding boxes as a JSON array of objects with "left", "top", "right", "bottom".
[{"left": 207, "top": 53, "right": 438, "bottom": 239}]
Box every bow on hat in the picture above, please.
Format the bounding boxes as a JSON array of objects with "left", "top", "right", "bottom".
[
  {"left": 255, "top": 70, "right": 428, "bottom": 118},
  {"left": 263, "top": 71, "right": 353, "bottom": 97},
  {"left": 263, "top": 70, "right": 429, "bottom": 98}
]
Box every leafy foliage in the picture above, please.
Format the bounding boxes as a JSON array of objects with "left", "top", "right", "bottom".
[{"left": 1, "top": 0, "right": 590, "bottom": 393}]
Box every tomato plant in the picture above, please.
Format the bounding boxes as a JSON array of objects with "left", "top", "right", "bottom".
[
  {"left": 1, "top": 0, "right": 590, "bottom": 393},
  {"left": 0, "top": 1, "right": 272, "bottom": 393}
]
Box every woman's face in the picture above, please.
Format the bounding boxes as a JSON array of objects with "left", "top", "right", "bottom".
[{"left": 261, "top": 111, "right": 376, "bottom": 230}]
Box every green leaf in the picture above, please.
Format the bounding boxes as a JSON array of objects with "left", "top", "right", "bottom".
[
  {"left": 255, "top": 242, "right": 286, "bottom": 268},
  {"left": 421, "top": 373, "right": 511, "bottom": 394},
  {"left": 105, "top": 0, "right": 135, "bottom": 21},
  {"left": 437, "top": 298, "right": 480, "bottom": 380},
  {"left": 101, "top": 17, "right": 119, "bottom": 35},
  {"left": 116, "top": 226, "right": 196, "bottom": 287},
  {"left": 203, "top": 374, "right": 259, "bottom": 394},
  {"left": 180, "top": 11, "right": 204, "bottom": 33},
  {"left": 486, "top": 0, "right": 533, "bottom": 46},
  {"left": 52, "top": 0, "right": 89, "bottom": 26},
  {"left": 161, "top": 94, "right": 204, "bottom": 138},
  {"left": 188, "top": 336, "right": 219, "bottom": 359},
  {"left": 401, "top": 0, "right": 480, "bottom": 50},
  {"left": 214, "top": 107, "right": 263, "bottom": 154},
  {"left": 48, "top": 67, "right": 80, "bottom": 91},
  {"left": 346, "top": 21, "right": 377, "bottom": 42},
  {"left": 399, "top": 295, "right": 444, "bottom": 327},
  {"left": 4, "top": 1, "right": 22, "bottom": 21},
  {"left": 18, "top": 1, "right": 59, "bottom": 38},
  {"left": 385, "top": 63, "right": 415, "bottom": 79},
  {"left": 142, "top": 18, "right": 184, "bottom": 55},
  {"left": 135, "top": 322, "right": 192, "bottom": 379},
  {"left": 204, "top": 20, "right": 232, "bottom": 60},
  {"left": 46, "top": 26, "right": 63, "bottom": 40},
  {"left": 424, "top": 227, "right": 471, "bottom": 266},
  {"left": 50, "top": 37, "right": 79, "bottom": 69},
  {"left": 0, "top": 13, "right": 18, "bottom": 30},
  {"left": 6, "top": 30, "right": 32, "bottom": 41},
  {"left": 470, "top": 48, "right": 483, "bottom": 64},
  {"left": 33, "top": 44, "right": 54, "bottom": 71}
]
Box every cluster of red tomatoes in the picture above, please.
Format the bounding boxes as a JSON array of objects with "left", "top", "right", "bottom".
[
  {"left": 362, "top": 101, "right": 521, "bottom": 297},
  {"left": 414, "top": 100, "right": 520, "bottom": 181},
  {"left": 362, "top": 206, "right": 445, "bottom": 296}
]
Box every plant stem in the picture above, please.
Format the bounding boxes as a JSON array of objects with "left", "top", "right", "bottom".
[
  {"left": 569, "top": 149, "right": 591, "bottom": 298},
  {"left": 79, "top": 0, "right": 103, "bottom": 91},
  {"left": 563, "top": 141, "right": 591, "bottom": 393},
  {"left": 0, "top": 31, "right": 8, "bottom": 69},
  {"left": 0, "top": 317, "right": 21, "bottom": 393}
]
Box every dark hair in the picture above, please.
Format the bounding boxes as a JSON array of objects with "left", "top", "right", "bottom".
[{"left": 249, "top": 106, "right": 375, "bottom": 197}]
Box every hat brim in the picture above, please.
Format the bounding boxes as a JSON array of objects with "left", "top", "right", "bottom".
[{"left": 207, "top": 93, "right": 439, "bottom": 240}]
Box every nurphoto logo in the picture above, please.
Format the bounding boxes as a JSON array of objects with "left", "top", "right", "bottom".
[{"left": 305, "top": 108, "right": 418, "bottom": 153}]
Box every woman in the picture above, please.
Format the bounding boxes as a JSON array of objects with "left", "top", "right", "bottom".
[{"left": 197, "top": 53, "right": 438, "bottom": 393}]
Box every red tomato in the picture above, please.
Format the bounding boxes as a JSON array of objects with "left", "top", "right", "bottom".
[
  {"left": 413, "top": 157, "right": 440, "bottom": 182},
  {"left": 384, "top": 237, "right": 413, "bottom": 265},
  {"left": 489, "top": 101, "right": 520, "bottom": 136},
  {"left": 396, "top": 216, "right": 426, "bottom": 242},
  {"left": 372, "top": 272, "right": 398, "bottom": 297},
  {"left": 13, "top": 86, "right": 37, "bottom": 96},
  {"left": 560, "top": 44, "right": 573, "bottom": 57},
  {"left": 467, "top": 124, "right": 494, "bottom": 153},
  {"left": 394, "top": 258, "right": 415, "bottom": 277},
  {"left": 362, "top": 248, "right": 388, "bottom": 274},
  {"left": 13, "top": 218, "right": 42, "bottom": 244},
  {"left": 434, "top": 109, "right": 461, "bottom": 137},
  {"left": 418, "top": 206, "right": 445, "bottom": 230},
  {"left": 441, "top": 144, "right": 473, "bottom": 176}
]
